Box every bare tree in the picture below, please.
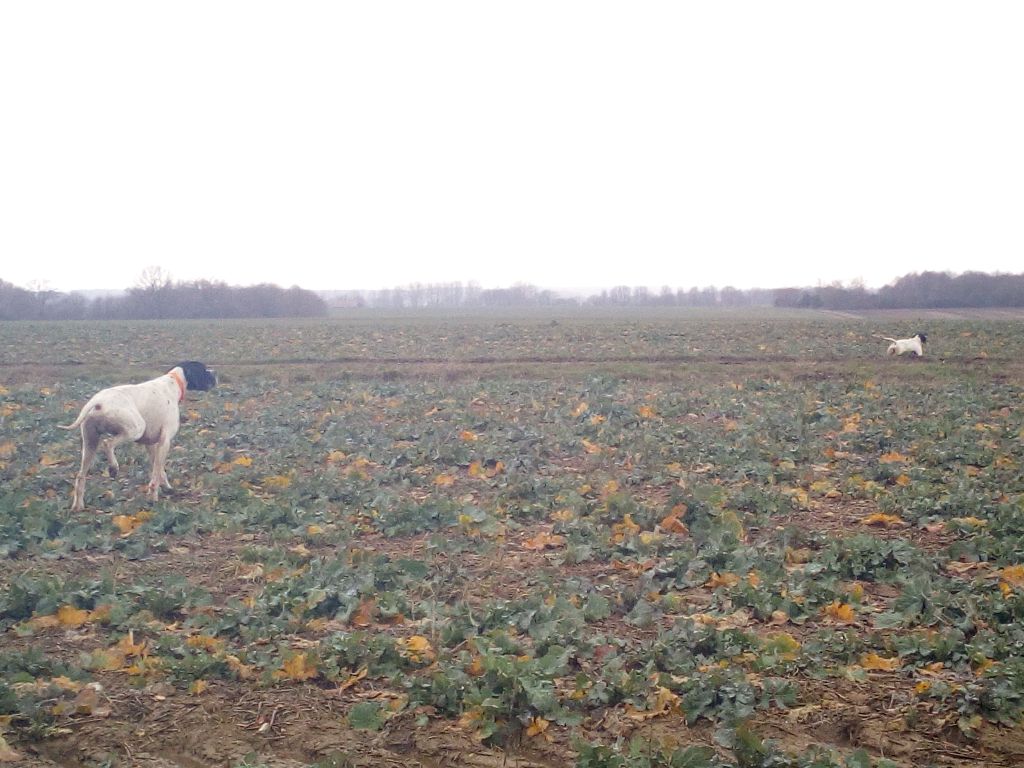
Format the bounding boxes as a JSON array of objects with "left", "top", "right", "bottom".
[{"left": 135, "top": 265, "right": 173, "bottom": 292}]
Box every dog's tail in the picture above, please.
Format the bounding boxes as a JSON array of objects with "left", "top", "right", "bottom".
[
  {"left": 872, "top": 335, "right": 898, "bottom": 343},
  {"left": 59, "top": 404, "right": 95, "bottom": 431}
]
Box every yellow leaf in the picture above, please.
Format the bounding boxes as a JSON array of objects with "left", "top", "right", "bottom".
[
  {"left": 572, "top": 402, "right": 589, "bottom": 417},
  {"left": 860, "top": 653, "right": 900, "bottom": 671},
  {"left": 232, "top": 455, "right": 253, "bottom": 466},
  {"left": 458, "top": 706, "right": 484, "bottom": 731},
  {"left": 526, "top": 716, "right": 550, "bottom": 737},
  {"left": 659, "top": 514, "right": 688, "bottom": 535},
  {"left": 261, "top": 474, "right": 292, "bottom": 489},
  {"left": 400, "top": 635, "right": 435, "bottom": 664},
  {"left": 861, "top": 513, "right": 906, "bottom": 528},
  {"left": 705, "top": 572, "right": 740, "bottom": 589},
  {"left": 71, "top": 686, "right": 111, "bottom": 717},
  {"left": 626, "top": 686, "right": 680, "bottom": 720},
  {"left": 522, "top": 532, "right": 567, "bottom": 550},
  {"left": 999, "top": 565, "right": 1024, "bottom": 588},
  {"left": 189, "top": 680, "right": 209, "bottom": 695},
  {"left": 763, "top": 632, "right": 801, "bottom": 658},
  {"left": 610, "top": 513, "right": 641, "bottom": 543},
  {"left": 951, "top": 516, "right": 987, "bottom": 529},
  {"left": 552, "top": 507, "right": 577, "bottom": 528},
  {"left": 186, "top": 635, "right": 224, "bottom": 653},
  {"left": 92, "top": 649, "right": 127, "bottom": 671},
  {"left": 50, "top": 675, "right": 83, "bottom": 692},
  {"left": 112, "top": 510, "right": 152, "bottom": 536},
  {"left": 823, "top": 601, "right": 856, "bottom": 623},
  {"left": 350, "top": 599, "right": 376, "bottom": 628},
  {"left": 638, "top": 405, "right": 656, "bottom": 419},
  {"left": 785, "top": 547, "right": 811, "bottom": 565},
  {"left": 786, "top": 487, "right": 810, "bottom": 509},
  {"left": 879, "top": 451, "right": 909, "bottom": 464},
  {"left": 974, "top": 657, "right": 996, "bottom": 676},
  {"left": 274, "top": 653, "right": 319, "bottom": 681},
  {"left": 581, "top": 439, "right": 602, "bottom": 455},
  {"left": 57, "top": 605, "right": 91, "bottom": 627},
  {"left": 809, "top": 479, "right": 836, "bottom": 496},
  {"left": 434, "top": 473, "right": 455, "bottom": 486},
  {"left": 468, "top": 461, "right": 484, "bottom": 477},
  {"left": 116, "top": 631, "right": 147, "bottom": 658},
  {"left": 226, "top": 654, "right": 254, "bottom": 680},
  {"left": 0, "top": 442, "right": 15, "bottom": 459},
  {"left": 459, "top": 430, "right": 479, "bottom": 442},
  {"left": 235, "top": 562, "right": 264, "bottom": 581},
  {"left": 339, "top": 666, "right": 368, "bottom": 691},
  {"left": 894, "top": 474, "right": 911, "bottom": 486}
]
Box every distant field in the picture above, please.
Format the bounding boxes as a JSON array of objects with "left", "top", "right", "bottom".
[
  {"left": 1, "top": 311, "right": 1023, "bottom": 767},
  {"left": 1, "top": 308, "right": 1022, "bottom": 373}
]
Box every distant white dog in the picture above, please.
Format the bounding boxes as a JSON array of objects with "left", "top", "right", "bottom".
[
  {"left": 60, "top": 362, "right": 217, "bottom": 511},
  {"left": 877, "top": 333, "right": 927, "bottom": 357}
]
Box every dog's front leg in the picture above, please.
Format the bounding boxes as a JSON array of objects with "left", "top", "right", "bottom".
[
  {"left": 146, "top": 442, "right": 172, "bottom": 491},
  {"left": 146, "top": 439, "right": 172, "bottom": 501}
]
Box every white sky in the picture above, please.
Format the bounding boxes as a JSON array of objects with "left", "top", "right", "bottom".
[{"left": 2, "top": 2, "right": 1021, "bottom": 294}]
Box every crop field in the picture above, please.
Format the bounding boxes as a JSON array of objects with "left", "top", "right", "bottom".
[{"left": 1, "top": 310, "right": 1023, "bottom": 768}]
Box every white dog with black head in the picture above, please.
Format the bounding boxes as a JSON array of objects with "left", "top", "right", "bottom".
[
  {"left": 61, "top": 362, "right": 217, "bottom": 511},
  {"left": 877, "top": 333, "right": 927, "bottom": 357}
]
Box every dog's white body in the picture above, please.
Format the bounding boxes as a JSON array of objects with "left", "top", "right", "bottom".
[
  {"left": 881, "top": 334, "right": 925, "bottom": 357},
  {"left": 61, "top": 365, "right": 213, "bottom": 511}
]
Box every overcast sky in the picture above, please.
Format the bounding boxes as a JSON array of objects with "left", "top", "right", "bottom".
[{"left": 2, "top": 2, "right": 1021, "bottom": 294}]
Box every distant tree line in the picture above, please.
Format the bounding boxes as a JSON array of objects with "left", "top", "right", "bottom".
[
  {"left": 6, "top": 270, "right": 1024, "bottom": 320},
  {"left": 584, "top": 285, "right": 776, "bottom": 307},
  {"left": 331, "top": 282, "right": 574, "bottom": 309},
  {"left": 773, "top": 271, "right": 1024, "bottom": 310},
  {"left": 327, "top": 282, "right": 779, "bottom": 309},
  {"left": 0, "top": 278, "right": 327, "bottom": 321},
  {"left": 322, "top": 272, "right": 1024, "bottom": 311}
]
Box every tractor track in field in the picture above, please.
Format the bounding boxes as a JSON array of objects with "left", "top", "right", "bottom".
[{"left": 0, "top": 353, "right": 1014, "bottom": 368}]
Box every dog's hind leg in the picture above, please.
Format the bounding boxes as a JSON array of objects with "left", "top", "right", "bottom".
[
  {"left": 71, "top": 426, "right": 101, "bottom": 512},
  {"left": 103, "top": 434, "right": 134, "bottom": 477}
]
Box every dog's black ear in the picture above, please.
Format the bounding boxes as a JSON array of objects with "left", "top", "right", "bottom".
[
  {"left": 177, "top": 361, "right": 217, "bottom": 391},
  {"left": 918, "top": 333, "right": 928, "bottom": 344}
]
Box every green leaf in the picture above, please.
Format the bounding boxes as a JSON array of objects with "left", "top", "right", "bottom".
[
  {"left": 584, "top": 594, "right": 611, "bottom": 621},
  {"left": 348, "top": 701, "right": 384, "bottom": 731}
]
